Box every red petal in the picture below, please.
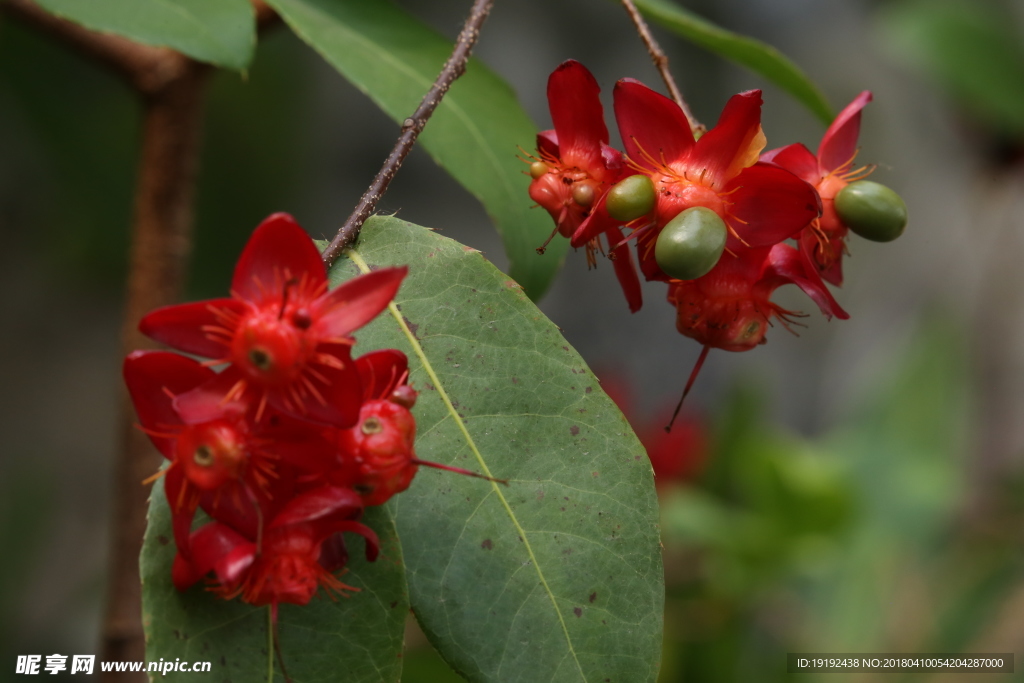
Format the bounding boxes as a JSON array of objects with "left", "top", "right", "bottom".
[
  {"left": 173, "top": 521, "right": 252, "bottom": 591},
  {"left": 271, "top": 485, "right": 363, "bottom": 529},
  {"left": 799, "top": 227, "right": 844, "bottom": 287},
  {"left": 173, "top": 365, "right": 250, "bottom": 425},
  {"left": 355, "top": 349, "right": 409, "bottom": 401},
  {"left": 312, "top": 267, "right": 407, "bottom": 339},
  {"left": 760, "top": 143, "right": 820, "bottom": 184},
  {"left": 164, "top": 466, "right": 197, "bottom": 561},
  {"left": 266, "top": 344, "right": 363, "bottom": 428},
  {"left": 547, "top": 60, "right": 608, "bottom": 169},
  {"left": 124, "top": 351, "right": 214, "bottom": 456},
  {"left": 213, "top": 544, "right": 257, "bottom": 588},
  {"left": 139, "top": 298, "right": 245, "bottom": 359},
  {"left": 690, "top": 90, "right": 764, "bottom": 184},
  {"left": 570, "top": 187, "right": 613, "bottom": 247},
  {"left": 537, "top": 129, "right": 560, "bottom": 158},
  {"left": 614, "top": 78, "right": 694, "bottom": 171},
  {"left": 818, "top": 91, "right": 872, "bottom": 175},
  {"left": 607, "top": 226, "right": 643, "bottom": 313},
  {"left": 725, "top": 163, "right": 821, "bottom": 249},
  {"left": 323, "top": 521, "right": 380, "bottom": 562},
  {"left": 231, "top": 213, "right": 327, "bottom": 305},
  {"left": 759, "top": 244, "right": 849, "bottom": 320}
]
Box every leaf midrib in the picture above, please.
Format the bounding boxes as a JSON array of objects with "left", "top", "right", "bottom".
[{"left": 346, "top": 248, "right": 586, "bottom": 682}]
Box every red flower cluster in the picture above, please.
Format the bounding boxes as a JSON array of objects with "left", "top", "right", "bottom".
[
  {"left": 527, "top": 61, "right": 906, "bottom": 408},
  {"left": 125, "top": 213, "right": 420, "bottom": 616}
]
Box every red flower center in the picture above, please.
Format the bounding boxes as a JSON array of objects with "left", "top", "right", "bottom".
[
  {"left": 175, "top": 420, "right": 248, "bottom": 491},
  {"left": 231, "top": 313, "right": 312, "bottom": 387}
]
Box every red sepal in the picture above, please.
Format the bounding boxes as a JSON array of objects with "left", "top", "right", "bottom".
[
  {"left": 547, "top": 60, "right": 609, "bottom": 170},
  {"left": 725, "top": 163, "right": 821, "bottom": 249},
  {"left": 760, "top": 142, "right": 820, "bottom": 184},
  {"left": 138, "top": 299, "right": 245, "bottom": 360},
  {"left": 355, "top": 349, "right": 409, "bottom": 402},
  {"left": 758, "top": 243, "right": 849, "bottom": 320},
  {"left": 614, "top": 78, "right": 694, "bottom": 172},
  {"left": 311, "top": 267, "right": 407, "bottom": 339},
  {"left": 818, "top": 91, "right": 872, "bottom": 175},
  {"left": 689, "top": 89, "right": 763, "bottom": 183},
  {"left": 231, "top": 213, "right": 327, "bottom": 305}
]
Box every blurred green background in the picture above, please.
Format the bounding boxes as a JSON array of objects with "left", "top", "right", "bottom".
[{"left": 1, "top": 0, "right": 1023, "bottom": 680}]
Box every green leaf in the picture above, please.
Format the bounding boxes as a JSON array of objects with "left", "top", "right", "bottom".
[
  {"left": 327, "top": 216, "right": 663, "bottom": 683},
  {"left": 632, "top": 0, "right": 834, "bottom": 124},
  {"left": 141, "top": 481, "right": 408, "bottom": 682},
  {"left": 30, "top": 0, "right": 255, "bottom": 70},
  {"left": 265, "top": 0, "right": 566, "bottom": 301}
]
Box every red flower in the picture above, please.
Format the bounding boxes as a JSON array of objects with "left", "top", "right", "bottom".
[
  {"left": 329, "top": 349, "right": 419, "bottom": 506},
  {"left": 664, "top": 243, "right": 849, "bottom": 406},
  {"left": 528, "top": 60, "right": 642, "bottom": 312},
  {"left": 171, "top": 485, "right": 378, "bottom": 615},
  {"left": 139, "top": 213, "right": 407, "bottom": 428},
  {"left": 668, "top": 243, "right": 848, "bottom": 353},
  {"left": 124, "top": 351, "right": 332, "bottom": 558},
  {"left": 584, "top": 80, "right": 820, "bottom": 282},
  {"left": 761, "top": 91, "right": 873, "bottom": 285}
]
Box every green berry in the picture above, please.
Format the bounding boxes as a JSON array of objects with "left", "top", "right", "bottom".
[
  {"left": 606, "top": 174, "right": 655, "bottom": 222},
  {"left": 834, "top": 180, "right": 908, "bottom": 243},
  {"left": 655, "top": 207, "right": 727, "bottom": 280}
]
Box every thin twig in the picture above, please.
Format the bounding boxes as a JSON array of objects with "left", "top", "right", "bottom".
[
  {"left": 320, "top": 0, "right": 495, "bottom": 267},
  {"left": 619, "top": 0, "right": 705, "bottom": 136}
]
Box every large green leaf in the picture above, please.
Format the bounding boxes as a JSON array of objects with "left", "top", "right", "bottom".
[
  {"left": 265, "top": 0, "right": 567, "bottom": 301},
  {"left": 328, "top": 217, "right": 663, "bottom": 683},
  {"left": 141, "top": 482, "right": 408, "bottom": 682},
  {"left": 633, "top": 0, "right": 834, "bottom": 124},
  {"left": 30, "top": 0, "right": 255, "bottom": 70}
]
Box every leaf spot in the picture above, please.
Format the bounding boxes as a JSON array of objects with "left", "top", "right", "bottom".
[
  {"left": 585, "top": 386, "right": 592, "bottom": 394},
  {"left": 573, "top": 607, "right": 583, "bottom": 617},
  {"left": 481, "top": 539, "right": 493, "bottom": 550},
  {"left": 402, "top": 316, "right": 420, "bottom": 339},
  {"left": 157, "top": 535, "right": 169, "bottom": 546},
  {"left": 570, "top": 426, "right": 580, "bottom": 436},
  {"left": 589, "top": 592, "right": 597, "bottom": 603}
]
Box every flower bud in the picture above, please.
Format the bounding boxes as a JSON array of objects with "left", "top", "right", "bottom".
[
  {"left": 529, "top": 161, "right": 549, "bottom": 179},
  {"left": 655, "top": 207, "right": 727, "bottom": 281},
  {"left": 606, "top": 174, "right": 655, "bottom": 222},
  {"left": 834, "top": 180, "right": 907, "bottom": 242}
]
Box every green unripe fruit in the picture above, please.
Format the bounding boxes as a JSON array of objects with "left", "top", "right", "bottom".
[
  {"left": 606, "top": 174, "right": 656, "bottom": 222},
  {"left": 834, "top": 180, "right": 907, "bottom": 242},
  {"left": 655, "top": 207, "right": 727, "bottom": 281}
]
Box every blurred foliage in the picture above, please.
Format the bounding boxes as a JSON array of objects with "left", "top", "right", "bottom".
[
  {"left": 877, "top": 0, "right": 1024, "bottom": 167},
  {"left": 649, "top": 317, "right": 1021, "bottom": 682}
]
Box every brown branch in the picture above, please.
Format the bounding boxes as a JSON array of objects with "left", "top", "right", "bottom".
[
  {"left": 620, "top": 0, "right": 705, "bottom": 136},
  {"left": 320, "top": 0, "right": 495, "bottom": 267},
  {"left": 1, "top": 0, "right": 189, "bottom": 94},
  {"left": 102, "top": 59, "right": 210, "bottom": 683}
]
